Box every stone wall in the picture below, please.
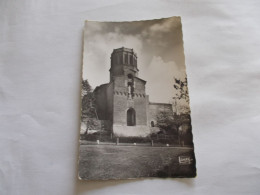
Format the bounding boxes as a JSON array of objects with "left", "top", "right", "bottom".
[
  {"left": 92, "top": 47, "right": 177, "bottom": 138},
  {"left": 113, "top": 92, "right": 127, "bottom": 125},
  {"left": 133, "top": 95, "right": 148, "bottom": 125},
  {"left": 113, "top": 125, "right": 151, "bottom": 137},
  {"left": 113, "top": 76, "right": 148, "bottom": 127},
  {"left": 106, "top": 82, "right": 114, "bottom": 121},
  {"left": 94, "top": 84, "right": 108, "bottom": 120},
  {"left": 148, "top": 103, "right": 174, "bottom": 127},
  {"left": 133, "top": 77, "right": 146, "bottom": 94},
  {"left": 113, "top": 76, "right": 127, "bottom": 93}
]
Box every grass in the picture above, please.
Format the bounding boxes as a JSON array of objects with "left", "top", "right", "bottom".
[{"left": 78, "top": 144, "right": 196, "bottom": 180}]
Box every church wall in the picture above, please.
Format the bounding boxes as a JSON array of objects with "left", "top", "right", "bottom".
[
  {"left": 113, "top": 76, "right": 148, "bottom": 126},
  {"left": 148, "top": 103, "right": 174, "bottom": 126},
  {"left": 112, "top": 76, "right": 149, "bottom": 136},
  {"left": 94, "top": 84, "right": 108, "bottom": 120},
  {"left": 113, "top": 125, "right": 150, "bottom": 137},
  {"left": 133, "top": 95, "right": 148, "bottom": 125},
  {"left": 113, "top": 76, "right": 128, "bottom": 126},
  {"left": 106, "top": 82, "right": 114, "bottom": 121},
  {"left": 96, "top": 48, "right": 176, "bottom": 137},
  {"left": 133, "top": 78, "right": 146, "bottom": 94},
  {"left": 123, "top": 66, "right": 136, "bottom": 78},
  {"left": 110, "top": 66, "right": 123, "bottom": 81},
  {"left": 114, "top": 76, "right": 127, "bottom": 93},
  {"left": 112, "top": 95, "right": 148, "bottom": 126},
  {"left": 113, "top": 92, "right": 127, "bottom": 125}
]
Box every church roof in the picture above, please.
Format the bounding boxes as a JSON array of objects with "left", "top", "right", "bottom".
[
  {"left": 93, "top": 83, "right": 109, "bottom": 92},
  {"left": 134, "top": 76, "right": 146, "bottom": 84},
  {"left": 112, "top": 47, "right": 137, "bottom": 56}
]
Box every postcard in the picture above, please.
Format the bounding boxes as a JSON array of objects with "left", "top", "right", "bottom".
[{"left": 79, "top": 17, "right": 196, "bottom": 180}]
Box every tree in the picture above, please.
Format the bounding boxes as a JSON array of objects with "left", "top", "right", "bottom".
[
  {"left": 81, "top": 79, "right": 96, "bottom": 120},
  {"left": 81, "top": 79, "right": 99, "bottom": 136},
  {"left": 173, "top": 77, "right": 190, "bottom": 114},
  {"left": 174, "top": 113, "right": 193, "bottom": 146},
  {"left": 172, "top": 77, "right": 193, "bottom": 145},
  {"left": 156, "top": 111, "right": 177, "bottom": 135},
  {"left": 81, "top": 79, "right": 92, "bottom": 97},
  {"left": 174, "top": 77, "right": 189, "bottom": 103}
]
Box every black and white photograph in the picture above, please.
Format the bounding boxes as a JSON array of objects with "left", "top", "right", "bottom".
[
  {"left": 79, "top": 17, "right": 196, "bottom": 180},
  {"left": 2, "top": 1, "right": 260, "bottom": 194}
]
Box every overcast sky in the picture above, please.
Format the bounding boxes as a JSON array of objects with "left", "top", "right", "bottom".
[{"left": 83, "top": 17, "right": 188, "bottom": 104}]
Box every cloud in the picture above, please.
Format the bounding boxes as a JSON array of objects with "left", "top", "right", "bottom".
[
  {"left": 83, "top": 24, "right": 143, "bottom": 87},
  {"left": 149, "top": 18, "right": 176, "bottom": 35},
  {"left": 140, "top": 56, "right": 186, "bottom": 103},
  {"left": 82, "top": 18, "right": 188, "bottom": 107}
]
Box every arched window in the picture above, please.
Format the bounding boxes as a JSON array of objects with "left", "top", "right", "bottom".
[
  {"left": 151, "top": 121, "right": 155, "bottom": 127},
  {"left": 127, "top": 108, "right": 136, "bottom": 126}
]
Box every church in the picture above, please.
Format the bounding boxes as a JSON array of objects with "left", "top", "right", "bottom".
[{"left": 93, "top": 47, "right": 174, "bottom": 137}]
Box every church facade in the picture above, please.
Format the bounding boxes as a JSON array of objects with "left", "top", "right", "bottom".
[{"left": 93, "top": 47, "right": 174, "bottom": 137}]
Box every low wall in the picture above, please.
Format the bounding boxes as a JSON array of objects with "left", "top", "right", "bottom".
[{"left": 113, "top": 125, "right": 151, "bottom": 137}]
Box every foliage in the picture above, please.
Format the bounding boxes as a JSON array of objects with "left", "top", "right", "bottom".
[
  {"left": 173, "top": 77, "right": 191, "bottom": 114},
  {"left": 156, "top": 111, "right": 177, "bottom": 134},
  {"left": 81, "top": 79, "right": 97, "bottom": 120},
  {"left": 156, "top": 111, "right": 192, "bottom": 144},
  {"left": 81, "top": 79, "right": 92, "bottom": 97},
  {"left": 174, "top": 77, "right": 189, "bottom": 103},
  {"left": 175, "top": 113, "right": 193, "bottom": 145},
  {"left": 173, "top": 113, "right": 191, "bottom": 128}
]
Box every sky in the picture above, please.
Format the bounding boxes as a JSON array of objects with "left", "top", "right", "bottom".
[{"left": 83, "top": 17, "right": 188, "bottom": 106}]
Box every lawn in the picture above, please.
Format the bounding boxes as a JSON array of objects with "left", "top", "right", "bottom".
[{"left": 78, "top": 144, "right": 196, "bottom": 180}]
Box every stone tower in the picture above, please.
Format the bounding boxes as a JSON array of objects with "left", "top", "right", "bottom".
[
  {"left": 110, "top": 47, "right": 138, "bottom": 82},
  {"left": 110, "top": 47, "right": 150, "bottom": 137},
  {"left": 93, "top": 47, "right": 173, "bottom": 137}
]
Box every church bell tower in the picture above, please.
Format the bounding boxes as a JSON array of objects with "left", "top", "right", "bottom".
[
  {"left": 109, "top": 47, "right": 139, "bottom": 82},
  {"left": 109, "top": 47, "right": 150, "bottom": 137}
]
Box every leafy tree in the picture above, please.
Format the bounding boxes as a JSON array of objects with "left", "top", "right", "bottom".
[
  {"left": 156, "top": 111, "right": 177, "bottom": 135},
  {"left": 174, "top": 77, "right": 189, "bottom": 103},
  {"left": 81, "top": 79, "right": 99, "bottom": 136},
  {"left": 81, "top": 79, "right": 92, "bottom": 97},
  {"left": 81, "top": 79, "right": 96, "bottom": 120},
  {"left": 174, "top": 113, "right": 193, "bottom": 145},
  {"left": 173, "top": 77, "right": 190, "bottom": 114},
  {"left": 155, "top": 77, "right": 193, "bottom": 144},
  {"left": 156, "top": 110, "right": 193, "bottom": 145}
]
